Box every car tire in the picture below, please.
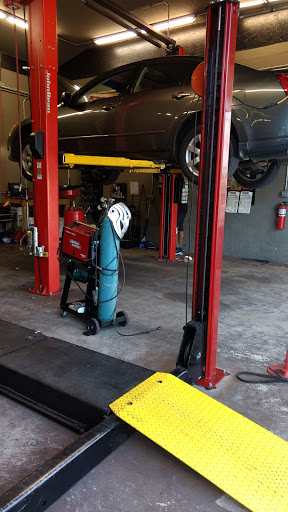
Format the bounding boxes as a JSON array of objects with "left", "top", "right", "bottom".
[
  {"left": 179, "top": 126, "right": 239, "bottom": 184},
  {"left": 89, "top": 168, "right": 120, "bottom": 185},
  {"left": 21, "top": 138, "right": 34, "bottom": 182},
  {"left": 233, "top": 160, "right": 280, "bottom": 189}
]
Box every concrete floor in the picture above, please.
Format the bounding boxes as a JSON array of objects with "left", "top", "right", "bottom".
[{"left": 0, "top": 244, "right": 288, "bottom": 512}]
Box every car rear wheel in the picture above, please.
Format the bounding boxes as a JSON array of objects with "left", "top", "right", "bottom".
[
  {"left": 21, "top": 139, "right": 34, "bottom": 182},
  {"left": 179, "top": 126, "right": 239, "bottom": 184},
  {"left": 233, "top": 161, "right": 280, "bottom": 189}
]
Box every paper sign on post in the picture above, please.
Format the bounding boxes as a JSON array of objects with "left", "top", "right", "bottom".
[
  {"left": 238, "top": 191, "right": 253, "bottom": 214},
  {"left": 226, "top": 191, "right": 240, "bottom": 213}
]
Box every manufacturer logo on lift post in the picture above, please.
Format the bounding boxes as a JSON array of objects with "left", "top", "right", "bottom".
[{"left": 47, "top": 71, "right": 51, "bottom": 114}]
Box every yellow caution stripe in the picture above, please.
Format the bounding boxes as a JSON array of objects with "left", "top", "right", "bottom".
[{"left": 110, "top": 372, "right": 288, "bottom": 512}]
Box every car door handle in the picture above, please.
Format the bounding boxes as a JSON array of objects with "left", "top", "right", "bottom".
[
  {"left": 102, "top": 103, "right": 117, "bottom": 111},
  {"left": 171, "top": 92, "right": 191, "bottom": 100}
]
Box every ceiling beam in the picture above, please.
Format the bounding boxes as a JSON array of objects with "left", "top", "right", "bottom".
[{"left": 82, "top": 0, "right": 177, "bottom": 52}]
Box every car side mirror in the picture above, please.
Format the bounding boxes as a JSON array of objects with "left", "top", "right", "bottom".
[{"left": 61, "top": 91, "right": 72, "bottom": 106}]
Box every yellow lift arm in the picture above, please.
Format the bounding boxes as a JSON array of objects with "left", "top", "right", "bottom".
[{"left": 61, "top": 153, "right": 182, "bottom": 174}]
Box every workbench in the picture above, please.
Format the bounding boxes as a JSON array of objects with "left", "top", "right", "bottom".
[{"left": 5, "top": 197, "right": 70, "bottom": 231}]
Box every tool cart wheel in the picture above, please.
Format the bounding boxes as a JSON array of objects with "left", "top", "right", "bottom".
[
  {"left": 87, "top": 317, "right": 100, "bottom": 335},
  {"left": 116, "top": 311, "right": 129, "bottom": 327},
  {"left": 60, "top": 311, "right": 67, "bottom": 318}
]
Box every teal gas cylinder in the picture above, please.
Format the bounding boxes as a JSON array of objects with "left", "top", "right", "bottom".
[{"left": 97, "top": 215, "right": 120, "bottom": 323}]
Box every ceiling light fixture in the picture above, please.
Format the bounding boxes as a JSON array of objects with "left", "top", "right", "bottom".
[
  {"left": 153, "top": 15, "right": 196, "bottom": 31},
  {"left": 0, "top": 9, "right": 28, "bottom": 28},
  {"left": 6, "top": 15, "right": 28, "bottom": 28},
  {"left": 95, "top": 30, "right": 137, "bottom": 45},
  {"left": 239, "top": 0, "right": 264, "bottom": 7},
  {"left": 94, "top": 14, "right": 196, "bottom": 46}
]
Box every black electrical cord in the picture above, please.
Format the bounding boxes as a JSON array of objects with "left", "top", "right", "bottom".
[
  {"left": 105, "top": 216, "right": 162, "bottom": 336},
  {"left": 112, "top": 319, "right": 162, "bottom": 337},
  {"left": 237, "top": 371, "right": 288, "bottom": 384},
  {"left": 0, "top": 334, "right": 46, "bottom": 358},
  {"left": 232, "top": 94, "right": 288, "bottom": 110}
]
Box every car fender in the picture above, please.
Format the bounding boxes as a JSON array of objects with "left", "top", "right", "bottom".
[{"left": 171, "top": 97, "right": 249, "bottom": 163}]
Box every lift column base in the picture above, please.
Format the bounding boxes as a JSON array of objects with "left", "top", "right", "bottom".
[
  {"left": 28, "top": 287, "right": 62, "bottom": 296},
  {"left": 196, "top": 368, "right": 229, "bottom": 389}
]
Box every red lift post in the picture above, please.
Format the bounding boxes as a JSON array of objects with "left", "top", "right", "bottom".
[
  {"left": 4, "top": 0, "right": 60, "bottom": 295},
  {"left": 175, "top": 0, "right": 239, "bottom": 388},
  {"left": 27, "top": 0, "right": 60, "bottom": 295}
]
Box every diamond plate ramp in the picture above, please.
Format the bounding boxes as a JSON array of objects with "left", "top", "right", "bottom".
[{"left": 110, "top": 372, "right": 288, "bottom": 512}]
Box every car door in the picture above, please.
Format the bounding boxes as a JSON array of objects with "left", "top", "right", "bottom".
[
  {"left": 115, "top": 60, "right": 198, "bottom": 159},
  {"left": 58, "top": 67, "right": 136, "bottom": 155}
]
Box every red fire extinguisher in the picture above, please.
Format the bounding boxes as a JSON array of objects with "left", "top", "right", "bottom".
[{"left": 277, "top": 203, "right": 287, "bottom": 230}]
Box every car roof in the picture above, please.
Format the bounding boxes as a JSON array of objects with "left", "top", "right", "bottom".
[
  {"left": 71, "top": 56, "right": 204, "bottom": 97},
  {"left": 109, "top": 55, "right": 204, "bottom": 74}
]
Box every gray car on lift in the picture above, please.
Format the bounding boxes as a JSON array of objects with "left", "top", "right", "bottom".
[{"left": 7, "top": 56, "right": 288, "bottom": 188}]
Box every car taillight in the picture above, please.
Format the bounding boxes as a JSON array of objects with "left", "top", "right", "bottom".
[{"left": 275, "top": 74, "right": 288, "bottom": 96}]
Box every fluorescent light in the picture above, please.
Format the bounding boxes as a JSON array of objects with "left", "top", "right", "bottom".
[
  {"left": 95, "top": 31, "right": 137, "bottom": 45},
  {"left": 240, "top": 0, "right": 264, "bottom": 7},
  {"left": 153, "top": 15, "right": 196, "bottom": 31},
  {"left": 94, "top": 14, "right": 196, "bottom": 46},
  {"left": 0, "top": 10, "right": 7, "bottom": 19},
  {"left": 7, "top": 15, "right": 28, "bottom": 29}
]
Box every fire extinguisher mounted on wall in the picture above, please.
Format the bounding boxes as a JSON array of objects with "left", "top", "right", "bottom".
[{"left": 277, "top": 203, "right": 287, "bottom": 230}]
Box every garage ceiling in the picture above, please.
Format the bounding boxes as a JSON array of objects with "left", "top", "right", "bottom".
[
  {"left": 0, "top": 0, "right": 287, "bottom": 63},
  {"left": 0, "top": 0, "right": 206, "bottom": 61},
  {"left": 57, "top": 0, "right": 206, "bottom": 44}
]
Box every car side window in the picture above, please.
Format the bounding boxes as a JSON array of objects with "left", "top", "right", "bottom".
[
  {"left": 77, "top": 69, "right": 133, "bottom": 104},
  {"left": 133, "top": 63, "right": 189, "bottom": 93}
]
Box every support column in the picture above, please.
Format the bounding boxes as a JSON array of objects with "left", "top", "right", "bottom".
[
  {"left": 28, "top": 0, "right": 60, "bottom": 295},
  {"left": 176, "top": 0, "right": 239, "bottom": 388}
]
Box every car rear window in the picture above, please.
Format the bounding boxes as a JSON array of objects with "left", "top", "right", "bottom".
[{"left": 134, "top": 62, "right": 191, "bottom": 92}]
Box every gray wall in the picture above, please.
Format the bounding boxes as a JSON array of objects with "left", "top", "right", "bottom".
[
  {"left": 144, "top": 167, "right": 288, "bottom": 265},
  {"left": 223, "top": 168, "right": 288, "bottom": 264},
  {"left": 0, "top": 68, "right": 30, "bottom": 194},
  {"left": 59, "top": 9, "right": 288, "bottom": 80}
]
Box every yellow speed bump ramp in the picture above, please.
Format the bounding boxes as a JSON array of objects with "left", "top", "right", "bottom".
[{"left": 110, "top": 372, "right": 288, "bottom": 512}]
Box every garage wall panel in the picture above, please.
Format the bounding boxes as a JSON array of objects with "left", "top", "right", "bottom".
[
  {"left": 145, "top": 170, "right": 288, "bottom": 265},
  {"left": 223, "top": 169, "right": 288, "bottom": 264},
  {"left": 0, "top": 69, "right": 30, "bottom": 194},
  {"left": 59, "top": 10, "right": 288, "bottom": 81}
]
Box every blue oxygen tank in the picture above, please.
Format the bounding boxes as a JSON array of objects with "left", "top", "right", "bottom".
[{"left": 97, "top": 214, "right": 120, "bottom": 323}]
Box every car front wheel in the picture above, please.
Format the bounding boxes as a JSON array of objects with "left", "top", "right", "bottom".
[{"left": 179, "top": 126, "right": 239, "bottom": 184}]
